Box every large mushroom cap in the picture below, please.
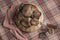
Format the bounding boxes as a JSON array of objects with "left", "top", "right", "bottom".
[{"left": 13, "top": 3, "right": 43, "bottom": 32}]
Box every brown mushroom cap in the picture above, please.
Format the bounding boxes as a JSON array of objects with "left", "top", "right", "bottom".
[{"left": 13, "top": 3, "right": 42, "bottom": 32}]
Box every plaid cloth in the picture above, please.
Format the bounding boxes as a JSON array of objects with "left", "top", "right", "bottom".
[{"left": 0, "top": 0, "right": 60, "bottom": 40}]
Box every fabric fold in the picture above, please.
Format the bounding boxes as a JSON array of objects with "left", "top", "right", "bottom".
[{"left": 2, "top": 5, "right": 28, "bottom": 40}]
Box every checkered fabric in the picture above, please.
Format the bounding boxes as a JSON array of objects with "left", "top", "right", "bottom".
[{"left": 0, "top": 0, "right": 60, "bottom": 40}]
